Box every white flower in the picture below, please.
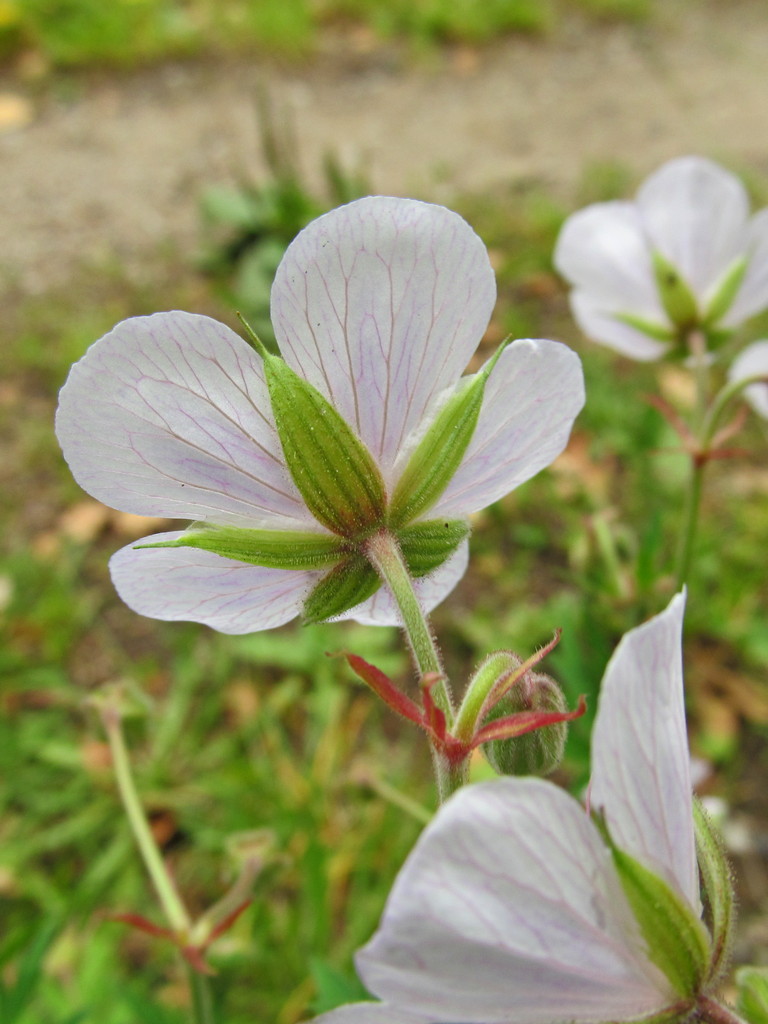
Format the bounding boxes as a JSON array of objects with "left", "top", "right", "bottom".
[
  {"left": 56, "top": 198, "right": 584, "bottom": 634},
  {"left": 310, "top": 593, "right": 727, "bottom": 1024},
  {"left": 728, "top": 340, "right": 768, "bottom": 419},
  {"left": 555, "top": 156, "right": 768, "bottom": 360}
]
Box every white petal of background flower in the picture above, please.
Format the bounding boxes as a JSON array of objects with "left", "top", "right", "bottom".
[
  {"left": 358, "top": 778, "right": 674, "bottom": 1024},
  {"left": 336, "top": 541, "right": 469, "bottom": 627},
  {"left": 110, "top": 532, "right": 323, "bottom": 633},
  {"left": 429, "top": 339, "right": 585, "bottom": 517},
  {"left": 637, "top": 157, "right": 749, "bottom": 298},
  {"left": 56, "top": 312, "right": 310, "bottom": 528},
  {"left": 724, "top": 208, "right": 768, "bottom": 325},
  {"left": 569, "top": 291, "right": 670, "bottom": 360},
  {"left": 728, "top": 340, "right": 768, "bottom": 419},
  {"left": 271, "top": 197, "right": 497, "bottom": 485},
  {"left": 554, "top": 201, "right": 663, "bottom": 313},
  {"left": 590, "top": 592, "right": 698, "bottom": 909}
]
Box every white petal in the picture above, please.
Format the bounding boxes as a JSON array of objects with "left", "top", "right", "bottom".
[
  {"left": 271, "top": 197, "right": 496, "bottom": 483},
  {"left": 337, "top": 540, "right": 469, "bottom": 627},
  {"left": 358, "top": 778, "right": 674, "bottom": 1024},
  {"left": 728, "top": 341, "right": 768, "bottom": 418},
  {"left": 590, "top": 592, "right": 698, "bottom": 909},
  {"left": 430, "top": 339, "right": 585, "bottom": 518},
  {"left": 570, "top": 290, "right": 671, "bottom": 360},
  {"left": 637, "top": 156, "right": 749, "bottom": 298},
  {"left": 308, "top": 1005, "right": 429, "bottom": 1024},
  {"left": 724, "top": 208, "right": 768, "bottom": 325},
  {"left": 56, "top": 312, "right": 310, "bottom": 528},
  {"left": 554, "top": 201, "right": 663, "bottom": 314},
  {"left": 109, "top": 532, "right": 322, "bottom": 633}
]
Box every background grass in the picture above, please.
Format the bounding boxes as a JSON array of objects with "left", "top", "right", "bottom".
[
  {"left": 0, "top": 0, "right": 654, "bottom": 69},
  {"left": 2, "top": 31, "right": 768, "bottom": 1021}
]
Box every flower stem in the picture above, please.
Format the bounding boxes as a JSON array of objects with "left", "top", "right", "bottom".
[
  {"left": 101, "top": 704, "right": 191, "bottom": 935},
  {"left": 364, "top": 529, "right": 465, "bottom": 799},
  {"left": 188, "top": 965, "right": 217, "bottom": 1024},
  {"left": 695, "top": 996, "right": 749, "bottom": 1024},
  {"left": 674, "top": 455, "right": 705, "bottom": 590}
]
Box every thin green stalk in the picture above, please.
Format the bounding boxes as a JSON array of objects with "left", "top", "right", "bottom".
[
  {"left": 188, "top": 965, "right": 217, "bottom": 1024},
  {"left": 364, "top": 529, "right": 447, "bottom": 694},
  {"left": 674, "top": 456, "right": 705, "bottom": 591},
  {"left": 364, "top": 529, "right": 466, "bottom": 799},
  {"left": 101, "top": 706, "right": 191, "bottom": 935}
]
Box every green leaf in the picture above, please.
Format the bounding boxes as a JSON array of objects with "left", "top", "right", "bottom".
[
  {"left": 262, "top": 349, "right": 387, "bottom": 537},
  {"left": 693, "top": 799, "right": 735, "bottom": 984},
  {"left": 614, "top": 311, "right": 676, "bottom": 344},
  {"left": 136, "top": 524, "right": 345, "bottom": 570},
  {"left": 737, "top": 966, "right": 768, "bottom": 1024},
  {"left": 309, "top": 957, "right": 371, "bottom": 1014},
  {"left": 389, "top": 342, "right": 508, "bottom": 527},
  {"left": 303, "top": 556, "right": 381, "bottom": 623},
  {"left": 397, "top": 519, "right": 470, "bottom": 577},
  {"left": 608, "top": 837, "right": 711, "bottom": 999},
  {"left": 651, "top": 250, "right": 699, "bottom": 329}
]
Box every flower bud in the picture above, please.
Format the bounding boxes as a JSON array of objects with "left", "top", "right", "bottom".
[{"left": 482, "top": 670, "right": 568, "bottom": 777}]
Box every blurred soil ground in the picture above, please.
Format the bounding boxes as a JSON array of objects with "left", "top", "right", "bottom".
[{"left": 1, "top": 0, "right": 768, "bottom": 301}]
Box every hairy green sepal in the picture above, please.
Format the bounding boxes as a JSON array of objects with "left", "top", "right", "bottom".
[
  {"left": 398, "top": 519, "right": 469, "bottom": 577},
  {"left": 608, "top": 837, "right": 710, "bottom": 998},
  {"left": 261, "top": 350, "right": 386, "bottom": 538},
  {"left": 652, "top": 250, "right": 699, "bottom": 329},
  {"left": 389, "top": 342, "right": 508, "bottom": 527},
  {"left": 693, "top": 798, "right": 735, "bottom": 983},
  {"left": 137, "top": 525, "right": 345, "bottom": 570},
  {"left": 703, "top": 256, "right": 747, "bottom": 326},
  {"left": 303, "top": 555, "right": 381, "bottom": 623}
]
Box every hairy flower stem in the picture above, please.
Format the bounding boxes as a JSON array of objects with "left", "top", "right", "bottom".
[
  {"left": 365, "top": 529, "right": 466, "bottom": 799},
  {"left": 101, "top": 705, "right": 216, "bottom": 1024},
  {"left": 694, "top": 996, "right": 749, "bottom": 1024},
  {"left": 674, "top": 329, "right": 711, "bottom": 590}
]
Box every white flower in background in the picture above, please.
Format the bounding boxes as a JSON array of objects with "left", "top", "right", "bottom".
[
  {"left": 310, "top": 592, "right": 735, "bottom": 1024},
  {"left": 56, "top": 197, "right": 584, "bottom": 634},
  {"left": 555, "top": 156, "right": 768, "bottom": 360},
  {"left": 728, "top": 340, "right": 768, "bottom": 419}
]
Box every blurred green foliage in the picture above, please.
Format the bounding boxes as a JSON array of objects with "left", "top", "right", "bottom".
[{"left": 0, "top": 0, "right": 656, "bottom": 69}]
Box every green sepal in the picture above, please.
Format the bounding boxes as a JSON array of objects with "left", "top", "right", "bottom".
[
  {"left": 613, "top": 311, "right": 677, "bottom": 344},
  {"left": 736, "top": 967, "right": 768, "bottom": 1024},
  {"left": 606, "top": 832, "right": 711, "bottom": 999},
  {"left": 303, "top": 555, "right": 381, "bottom": 623},
  {"left": 652, "top": 250, "right": 700, "bottom": 329},
  {"left": 693, "top": 798, "right": 735, "bottom": 984},
  {"left": 261, "top": 350, "right": 387, "bottom": 538},
  {"left": 389, "top": 342, "right": 508, "bottom": 527},
  {"left": 397, "top": 519, "right": 470, "bottom": 578},
  {"left": 703, "top": 256, "right": 748, "bottom": 326},
  {"left": 136, "top": 524, "right": 346, "bottom": 570}
]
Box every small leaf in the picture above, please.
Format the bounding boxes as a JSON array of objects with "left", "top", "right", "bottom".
[
  {"left": 137, "top": 524, "right": 345, "bottom": 570},
  {"left": 614, "top": 311, "right": 677, "bottom": 343},
  {"left": 397, "top": 519, "right": 470, "bottom": 577},
  {"left": 607, "top": 837, "right": 710, "bottom": 999},
  {"left": 651, "top": 250, "right": 699, "bottom": 329},
  {"left": 704, "top": 256, "right": 748, "bottom": 326},
  {"left": 262, "top": 350, "right": 387, "bottom": 537},
  {"left": 389, "top": 343, "right": 507, "bottom": 526},
  {"left": 303, "top": 556, "right": 381, "bottom": 622},
  {"left": 693, "top": 799, "right": 735, "bottom": 984}
]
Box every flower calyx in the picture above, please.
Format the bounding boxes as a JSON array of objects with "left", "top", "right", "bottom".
[{"left": 344, "top": 630, "right": 585, "bottom": 772}]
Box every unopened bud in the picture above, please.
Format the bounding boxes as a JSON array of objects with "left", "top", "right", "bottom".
[{"left": 482, "top": 671, "right": 568, "bottom": 777}]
